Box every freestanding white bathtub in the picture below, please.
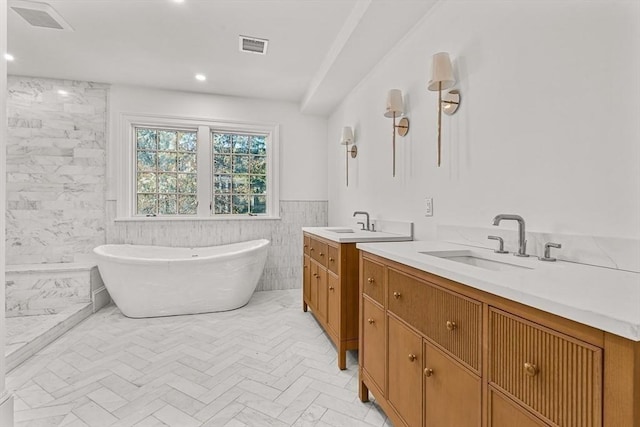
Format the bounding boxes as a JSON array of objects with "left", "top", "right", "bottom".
[{"left": 93, "top": 239, "right": 269, "bottom": 318}]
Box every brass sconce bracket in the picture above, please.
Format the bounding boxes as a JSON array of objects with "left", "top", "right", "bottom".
[
  {"left": 442, "top": 90, "right": 461, "bottom": 116},
  {"left": 395, "top": 117, "right": 410, "bottom": 136},
  {"left": 349, "top": 145, "right": 358, "bottom": 158}
]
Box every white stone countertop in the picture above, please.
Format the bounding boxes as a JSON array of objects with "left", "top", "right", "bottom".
[
  {"left": 357, "top": 240, "right": 640, "bottom": 342},
  {"left": 302, "top": 226, "right": 413, "bottom": 244}
]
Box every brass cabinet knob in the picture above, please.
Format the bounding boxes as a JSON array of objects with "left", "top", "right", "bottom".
[
  {"left": 329, "top": 257, "right": 334, "bottom": 262},
  {"left": 320, "top": 252, "right": 324, "bottom": 257},
  {"left": 446, "top": 321, "right": 457, "bottom": 331},
  {"left": 408, "top": 354, "right": 417, "bottom": 362},
  {"left": 393, "top": 291, "right": 401, "bottom": 299},
  {"left": 310, "top": 247, "right": 315, "bottom": 252},
  {"left": 367, "top": 318, "right": 375, "bottom": 325},
  {"left": 329, "top": 286, "right": 334, "bottom": 291},
  {"left": 313, "top": 273, "right": 320, "bottom": 279},
  {"left": 304, "top": 245, "right": 308, "bottom": 248},
  {"left": 524, "top": 362, "right": 539, "bottom": 377},
  {"left": 303, "top": 265, "right": 307, "bottom": 269},
  {"left": 367, "top": 277, "right": 375, "bottom": 284},
  {"left": 424, "top": 368, "right": 434, "bottom": 377}
]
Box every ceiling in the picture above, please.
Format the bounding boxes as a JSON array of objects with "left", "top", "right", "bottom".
[{"left": 7, "top": 0, "right": 437, "bottom": 115}]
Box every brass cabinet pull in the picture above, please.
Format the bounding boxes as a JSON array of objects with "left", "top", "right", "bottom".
[
  {"left": 424, "top": 368, "right": 434, "bottom": 377},
  {"left": 408, "top": 354, "right": 417, "bottom": 362},
  {"left": 446, "top": 320, "right": 457, "bottom": 331},
  {"left": 367, "top": 277, "right": 375, "bottom": 284},
  {"left": 329, "top": 257, "right": 334, "bottom": 262},
  {"left": 524, "top": 362, "right": 539, "bottom": 377},
  {"left": 329, "top": 286, "right": 334, "bottom": 291},
  {"left": 367, "top": 318, "right": 375, "bottom": 325},
  {"left": 393, "top": 291, "right": 401, "bottom": 299}
]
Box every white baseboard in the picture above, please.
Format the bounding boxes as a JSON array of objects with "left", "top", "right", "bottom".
[{"left": 92, "top": 286, "right": 111, "bottom": 312}]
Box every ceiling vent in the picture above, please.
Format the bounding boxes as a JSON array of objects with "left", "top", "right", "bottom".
[
  {"left": 10, "top": 0, "right": 74, "bottom": 31},
  {"left": 239, "top": 36, "right": 268, "bottom": 55}
]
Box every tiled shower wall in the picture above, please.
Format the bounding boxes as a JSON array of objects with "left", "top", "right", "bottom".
[
  {"left": 105, "top": 200, "right": 328, "bottom": 291},
  {"left": 6, "top": 76, "right": 108, "bottom": 265}
]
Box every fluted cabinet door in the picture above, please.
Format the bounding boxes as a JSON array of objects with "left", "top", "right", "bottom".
[
  {"left": 327, "top": 273, "right": 340, "bottom": 336},
  {"left": 489, "top": 308, "right": 602, "bottom": 426},
  {"left": 424, "top": 340, "right": 481, "bottom": 427}
]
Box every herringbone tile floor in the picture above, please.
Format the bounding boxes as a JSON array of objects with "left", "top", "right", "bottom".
[{"left": 8, "top": 289, "right": 392, "bottom": 427}]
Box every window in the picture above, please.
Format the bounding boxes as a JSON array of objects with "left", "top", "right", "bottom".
[
  {"left": 135, "top": 127, "right": 198, "bottom": 216},
  {"left": 118, "top": 114, "right": 279, "bottom": 220},
  {"left": 212, "top": 132, "right": 267, "bottom": 215}
]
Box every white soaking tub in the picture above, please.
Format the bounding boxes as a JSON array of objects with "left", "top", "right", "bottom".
[{"left": 93, "top": 239, "right": 269, "bottom": 318}]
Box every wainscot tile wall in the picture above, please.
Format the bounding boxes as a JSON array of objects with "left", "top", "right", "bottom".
[
  {"left": 105, "top": 200, "right": 328, "bottom": 291},
  {"left": 6, "top": 76, "right": 108, "bottom": 265}
]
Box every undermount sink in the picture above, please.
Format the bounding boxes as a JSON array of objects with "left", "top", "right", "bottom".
[
  {"left": 420, "top": 250, "right": 534, "bottom": 272},
  {"left": 324, "top": 227, "right": 356, "bottom": 234}
]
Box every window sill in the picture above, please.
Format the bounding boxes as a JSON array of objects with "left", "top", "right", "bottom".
[{"left": 114, "top": 215, "right": 281, "bottom": 222}]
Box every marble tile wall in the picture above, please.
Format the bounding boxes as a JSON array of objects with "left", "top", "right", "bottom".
[
  {"left": 438, "top": 224, "right": 640, "bottom": 273},
  {"left": 6, "top": 76, "right": 108, "bottom": 265},
  {"left": 106, "top": 200, "right": 328, "bottom": 291},
  {"left": 5, "top": 266, "right": 92, "bottom": 317}
]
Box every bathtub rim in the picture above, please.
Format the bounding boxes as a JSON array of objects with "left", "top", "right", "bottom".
[{"left": 93, "top": 239, "right": 270, "bottom": 264}]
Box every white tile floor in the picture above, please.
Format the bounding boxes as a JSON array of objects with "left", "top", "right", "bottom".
[{"left": 7, "top": 289, "right": 392, "bottom": 427}]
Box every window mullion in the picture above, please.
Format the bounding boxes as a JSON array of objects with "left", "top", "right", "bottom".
[{"left": 196, "top": 125, "right": 211, "bottom": 216}]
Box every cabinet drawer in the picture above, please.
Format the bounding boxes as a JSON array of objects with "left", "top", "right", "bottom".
[
  {"left": 309, "top": 237, "right": 328, "bottom": 267},
  {"left": 362, "top": 297, "right": 385, "bottom": 393},
  {"left": 387, "top": 269, "right": 428, "bottom": 332},
  {"left": 303, "top": 235, "right": 310, "bottom": 255},
  {"left": 327, "top": 245, "right": 339, "bottom": 275},
  {"left": 488, "top": 387, "right": 549, "bottom": 427},
  {"left": 423, "top": 283, "right": 481, "bottom": 372},
  {"left": 489, "top": 308, "right": 602, "bottom": 427},
  {"left": 362, "top": 258, "right": 384, "bottom": 305}
]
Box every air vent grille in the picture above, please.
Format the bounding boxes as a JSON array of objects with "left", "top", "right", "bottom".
[
  {"left": 10, "top": 1, "right": 74, "bottom": 31},
  {"left": 239, "top": 36, "right": 268, "bottom": 55}
]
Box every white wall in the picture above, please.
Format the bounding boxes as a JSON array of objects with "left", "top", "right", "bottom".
[
  {"left": 108, "top": 85, "right": 328, "bottom": 201},
  {"left": 0, "top": 1, "right": 15, "bottom": 425},
  {"left": 328, "top": 0, "right": 640, "bottom": 241}
]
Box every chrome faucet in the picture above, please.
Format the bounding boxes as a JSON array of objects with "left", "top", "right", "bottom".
[
  {"left": 353, "top": 211, "right": 370, "bottom": 231},
  {"left": 492, "top": 214, "right": 529, "bottom": 257}
]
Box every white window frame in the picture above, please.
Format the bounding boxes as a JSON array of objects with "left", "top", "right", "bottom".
[{"left": 116, "top": 113, "right": 280, "bottom": 221}]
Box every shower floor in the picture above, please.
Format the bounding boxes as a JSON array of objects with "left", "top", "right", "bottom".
[{"left": 5, "top": 302, "right": 93, "bottom": 372}]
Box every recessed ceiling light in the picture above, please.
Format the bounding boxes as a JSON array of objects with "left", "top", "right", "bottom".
[
  {"left": 195, "top": 74, "right": 206, "bottom": 82},
  {"left": 57, "top": 90, "right": 69, "bottom": 96},
  {"left": 173, "top": 0, "right": 185, "bottom": 3},
  {"left": 4, "top": 53, "right": 14, "bottom": 61}
]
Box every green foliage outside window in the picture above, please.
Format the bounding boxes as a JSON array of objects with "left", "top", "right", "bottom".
[
  {"left": 212, "top": 132, "right": 267, "bottom": 215},
  {"left": 136, "top": 127, "right": 198, "bottom": 216}
]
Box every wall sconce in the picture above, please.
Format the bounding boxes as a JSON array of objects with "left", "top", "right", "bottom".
[
  {"left": 340, "top": 126, "right": 357, "bottom": 187},
  {"left": 427, "top": 52, "right": 460, "bottom": 167},
  {"left": 383, "top": 89, "right": 409, "bottom": 177}
]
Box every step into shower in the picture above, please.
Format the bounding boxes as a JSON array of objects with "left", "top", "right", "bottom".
[{"left": 5, "top": 263, "right": 110, "bottom": 372}]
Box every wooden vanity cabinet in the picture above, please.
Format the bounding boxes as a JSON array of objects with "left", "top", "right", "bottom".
[
  {"left": 302, "top": 232, "right": 359, "bottom": 370},
  {"left": 359, "top": 250, "right": 639, "bottom": 427}
]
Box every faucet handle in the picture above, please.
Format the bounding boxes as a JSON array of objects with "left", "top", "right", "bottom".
[
  {"left": 539, "top": 242, "right": 561, "bottom": 262},
  {"left": 357, "top": 222, "right": 366, "bottom": 230},
  {"left": 488, "top": 236, "right": 508, "bottom": 254}
]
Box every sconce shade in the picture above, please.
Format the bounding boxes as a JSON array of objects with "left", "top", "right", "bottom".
[
  {"left": 340, "top": 126, "right": 354, "bottom": 145},
  {"left": 428, "top": 52, "right": 455, "bottom": 91},
  {"left": 384, "top": 89, "right": 404, "bottom": 118}
]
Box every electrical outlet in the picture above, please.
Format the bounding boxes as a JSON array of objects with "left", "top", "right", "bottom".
[{"left": 425, "top": 197, "right": 433, "bottom": 217}]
